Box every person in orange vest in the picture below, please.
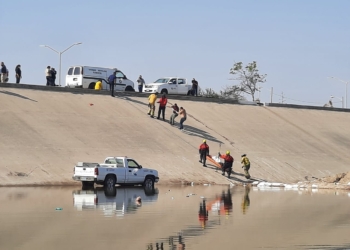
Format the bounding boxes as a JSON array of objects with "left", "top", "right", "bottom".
[
  {"left": 219, "top": 151, "right": 234, "bottom": 178},
  {"left": 157, "top": 93, "right": 168, "bottom": 121},
  {"left": 199, "top": 139, "right": 209, "bottom": 167}
]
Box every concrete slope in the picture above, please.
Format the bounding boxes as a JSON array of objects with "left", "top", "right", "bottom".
[{"left": 0, "top": 87, "right": 349, "bottom": 186}]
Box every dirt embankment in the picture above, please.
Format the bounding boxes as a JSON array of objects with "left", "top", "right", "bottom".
[{"left": 1, "top": 87, "right": 350, "bottom": 188}]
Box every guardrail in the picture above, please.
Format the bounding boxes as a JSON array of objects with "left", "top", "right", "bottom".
[{"left": 0, "top": 83, "right": 239, "bottom": 104}]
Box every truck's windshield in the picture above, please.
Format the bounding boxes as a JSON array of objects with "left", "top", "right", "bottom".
[{"left": 154, "top": 78, "right": 170, "bottom": 83}]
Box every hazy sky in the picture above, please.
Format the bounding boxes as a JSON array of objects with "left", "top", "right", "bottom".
[{"left": 1, "top": 0, "right": 350, "bottom": 107}]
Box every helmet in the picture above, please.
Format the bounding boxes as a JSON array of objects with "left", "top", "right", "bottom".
[
  {"left": 203, "top": 139, "right": 206, "bottom": 143},
  {"left": 226, "top": 151, "right": 230, "bottom": 155}
]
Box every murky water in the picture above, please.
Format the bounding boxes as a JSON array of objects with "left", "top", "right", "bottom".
[{"left": 0, "top": 185, "right": 349, "bottom": 250}]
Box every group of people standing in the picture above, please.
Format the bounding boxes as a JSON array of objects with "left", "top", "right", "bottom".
[
  {"left": 45, "top": 66, "right": 57, "bottom": 86},
  {"left": 147, "top": 92, "right": 187, "bottom": 130},
  {"left": 198, "top": 140, "right": 251, "bottom": 179},
  {"left": 0, "top": 62, "right": 22, "bottom": 84}
]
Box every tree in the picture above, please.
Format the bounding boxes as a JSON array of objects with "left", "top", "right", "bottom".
[
  {"left": 220, "top": 85, "right": 245, "bottom": 100},
  {"left": 229, "top": 61, "right": 267, "bottom": 101},
  {"left": 199, "top": 88, "right": 220, "bottom": 98}
]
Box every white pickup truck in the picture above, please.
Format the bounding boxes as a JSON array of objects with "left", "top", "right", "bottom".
[
  {"left": 143, "top": 77, "right": 193, "bottom": 95},
  {"left": 72, "top": 156, "right": 159, "bottom": 189}
]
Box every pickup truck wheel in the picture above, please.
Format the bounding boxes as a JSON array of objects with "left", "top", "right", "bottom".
[
  {"left": 143, "top": 177, "right": 154, "bottom": 189},
  {"left": 104, "top": 175, "right": 116, "bottom": 187},
  {"left": 160, "top": 89, "right": 168, "bottom": 95}
]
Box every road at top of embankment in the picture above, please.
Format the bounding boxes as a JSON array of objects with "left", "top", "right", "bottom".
[{"left": 0, "top": 85, "right": 350, "bottom": 187}]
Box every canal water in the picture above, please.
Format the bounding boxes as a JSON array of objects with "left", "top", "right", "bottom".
[{"left": 0, "top": 185, "right": 349, "bottom": 250}]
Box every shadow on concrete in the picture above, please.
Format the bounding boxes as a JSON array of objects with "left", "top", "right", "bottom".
[
  {"left": 120, "top": 96, "right": 148, "bottom": 107},
  {"left": 0, "top": 90, "right": 37, "bottom": 102},
  {"left": 181, "top": 125, "right": 223, "bottom": 144}
]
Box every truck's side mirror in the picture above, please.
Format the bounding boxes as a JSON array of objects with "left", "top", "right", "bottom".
[{"left": 138, "top": 165, "right": 142, "bottom": 169}]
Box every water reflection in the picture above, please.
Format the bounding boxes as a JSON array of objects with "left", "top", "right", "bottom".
[
  {"left": 241, "top": 186, "right": 250, "bottom": 215},
  {"left": 72, "top": 186, "right": 158, "bottom": 217},
  {"left": 147, "top": 188, "right": 233, "bottom": 249},
  {"left": 205, "top": 188, "right": 233, "bottom": 217}
]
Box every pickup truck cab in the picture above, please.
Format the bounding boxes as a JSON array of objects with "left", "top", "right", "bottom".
[
  {"left": 72, "top": 157, "right": 159, "bottom": 189},
  {"left": 143, "top": 77, "right": 192, "bottom": 95}
]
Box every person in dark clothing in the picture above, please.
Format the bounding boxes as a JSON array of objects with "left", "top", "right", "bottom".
[
  {"left": 1, "top": 62, "right": 8, "bottom": 83},
  {"left": 15, "top": 65, "right": 21, "bottom": 84},
  {"left": 157, "top": 94, "right": 167, "bottom": 121},
  {"left": 199, "top": 139, "right": 209, "bottom": 167},
  {"left": 219, "top": 151, "right": 234, "bottom": 178},
  {"left": 46, "top": 66, "right": 51, "bottom": 86},
  {"left": 168, "top": 103, "right": 179, "bottom": 125},
  {"left": 191, "top": 78, "right": 198, "bottom": 96},
  {"left": 108, "top": 71, "right": 117, "bottom": 97},
  {"left": 50, "top": 68, "right": 57, "bottom": 86}
]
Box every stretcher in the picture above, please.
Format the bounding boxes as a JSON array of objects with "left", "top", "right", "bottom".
[{"left": 206, "top": 155, "right": 223, "bottom": 169}]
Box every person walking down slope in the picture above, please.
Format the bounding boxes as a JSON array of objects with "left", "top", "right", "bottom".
[
  {"left": 15, "top": 65, "right": 22, "bottom": 84},
  {"left": 95, "top": 79, "right": 102, "bottom": 90},
  {"left": 241, "top": 154, "right": 251, "bottom": 179},
  {"left": 179, "top": 107, "right": 187, "bottom": 130},
  {"left": 219, "top": 151, "right": 234, "bottom": 178},
  {"left": 137, "top": 75, "right": 145, "bottom": 93},
  {"left": 199, "top": 139, "right": 209, "bottom": 167},
  {"left": 168, "top": 103, "right": 179, "bottom": 125},
  {"left": 147, "top": 92, "right": 158, "bottom": 118},
  {"left": 157, "top": 94, "right": 168, "bottom": 121},
  {"left": 108, "top": 71, "right": 117, "bottom": 97}
]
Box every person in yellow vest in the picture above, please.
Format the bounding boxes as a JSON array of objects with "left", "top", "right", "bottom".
[
  {"left": 241, "top": 154, "right": 251, "bottom": 179},
  {"left": 147, "top": 92, "right": 158, "bottom": 118},
  {"left": 95, "top": 80, "right": 102, "bottom": 90}
]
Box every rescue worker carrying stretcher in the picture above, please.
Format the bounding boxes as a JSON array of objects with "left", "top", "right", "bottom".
[
  {"left": 199, "top": 140, "right": 209, "bottom": 167},
  {"left": 219, "top": 151, "right": 234, "bottom": 178}
]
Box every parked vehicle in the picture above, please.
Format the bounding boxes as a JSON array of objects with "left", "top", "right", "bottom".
[
  {"left": 143, "top": 77, "right": 192, "bottom": 95},
  {"left": 73, "top": 186, "right": 158, "bottom": 217},
  {"left": 65, "top": 65, "right": 135, "bottom": 91},
  {"left": 72, "top": 156, "right": 159, "bottom": 189}
]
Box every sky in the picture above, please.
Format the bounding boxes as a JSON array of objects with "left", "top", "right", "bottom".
[{"left": 1, "top": 0, "right": 350, "bottom": 107}]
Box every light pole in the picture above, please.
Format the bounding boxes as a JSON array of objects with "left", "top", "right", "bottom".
[
  {"left": 40, "top": 42, "right": 82, "bottom": 86},
  {"left": 328, "top": 76, "right": 349, "bottom": 108},
  {"left": 330, "top": 95, "right": 344, "bottom": 108}
]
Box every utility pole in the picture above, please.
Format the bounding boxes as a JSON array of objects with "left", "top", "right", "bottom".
[{"left": 270, "top": 87, "right": 273, "bottom": 103}]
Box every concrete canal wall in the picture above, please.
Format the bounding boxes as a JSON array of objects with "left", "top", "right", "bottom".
[{"left": 0, "top": 84, "right": 349, "bottom": 186}]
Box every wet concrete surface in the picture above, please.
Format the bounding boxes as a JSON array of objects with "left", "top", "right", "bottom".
[{"left": 0, "top": 185, "right": 349, "bottom": 250}]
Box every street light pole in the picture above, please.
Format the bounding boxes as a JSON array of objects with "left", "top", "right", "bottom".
[
  {"left": 40, "top": 42, "right": 82, "bottom": 86},
  {"left": 328, "top": 76, "right": 349, "bottom": 108}
]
